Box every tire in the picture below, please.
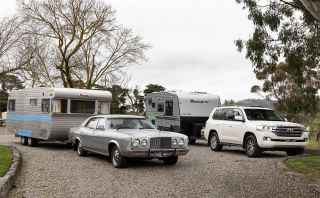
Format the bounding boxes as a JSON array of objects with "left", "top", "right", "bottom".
[
  {"left": 286, "top": 148, "right": 305, "bottom": 156},
  {"left": 188, "top": 138, "right": 196, "bottom": 145},
  {"left": 162, "top": 156, "right": 178, "bottom": 165},
  {"left": 245, "top": 135, "right": 261, "bottom": 157},
  {"left": 29, "top": 138, "right": 38, "bottom": 147},
  {"left": 20, "top": 137, "right": 29, "bottom": 146},
  {"left": 111, "top": 147, "right": 127, "bottom": 168},
  {"left": 76, "top": 141, "right": 87, "bottom": 157},
  {"left": 209, "top": 132, "right": 223, "bottom": 151}
]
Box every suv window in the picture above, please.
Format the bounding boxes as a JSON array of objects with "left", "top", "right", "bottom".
[
  {"left": 213, "top": 108, "right": 243, "bottom": 121},
  {"left": 85, "top": 118, "right": 99, "bottom": 129},
  {"left": 213, "top": 109, "right": 224, "bottom": 120}
]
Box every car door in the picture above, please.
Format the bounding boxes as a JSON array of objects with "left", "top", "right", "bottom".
[
  {"left": 219, "top": 108, "right": 234, "bottom": 143},
  {"left": 92, "top": 118, "right": 110, "bottom": 154},
  {"left": 227, "top": 108, "right": 246, "bottom": 144},
  {"left": 82, "top": 117, "right": 99, "bottom": 149}
]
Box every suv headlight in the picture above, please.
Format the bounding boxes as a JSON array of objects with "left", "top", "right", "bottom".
[{"left": 256, "top": 125, "right": 275, "bottom": 132}]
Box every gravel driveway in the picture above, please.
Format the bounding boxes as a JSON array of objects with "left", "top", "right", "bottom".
[{"left": 0, "top": 127, "right": 319, "bottom": 198}]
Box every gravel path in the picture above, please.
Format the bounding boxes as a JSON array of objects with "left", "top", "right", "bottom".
[{"left": 0, "top": 127, "right": 319, "bottom": 198}]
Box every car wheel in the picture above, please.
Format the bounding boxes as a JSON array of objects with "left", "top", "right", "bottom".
[
  {"left": 29, "top": 138, "right": 38, "bottom": 147},
  {"left": 188, "top": 137, "right": 196, "bottom": 145},
  {"left": 286, "top": 148, "right": 305, "bottom": 156},
  {"left": 111, "top": 147, "right": 127, "bottom": 168},
  {"left": 162, "top": 156, "right": 178, "bottom": 165},
  {"left": 209, "top": 132, "right": 223, "bottom": 151},
  {"left": 76, "top": 141, "right": 87, "bottom": 157},
  {"left": 245, "top": 135, "right": 261, "bottom": 157}
]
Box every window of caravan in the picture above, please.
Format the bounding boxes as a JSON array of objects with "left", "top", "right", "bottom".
[
  {"left": 8, "top": 100, "right": 15, "bottom": 112},
  {"left": 52, "top": 99, "right": 68, "bottom": 113},
  {"left": 29, "top": 99, "right": 38, "bottom": 106},
  {"left": 157, "top": 103, "right": 164, "bottom": 112},
  {"left": 98, "top": 102, "right": 109, "bottom": 114},
  {"left": 165, "top": 101, "right": 173, "bottom": 116},
  {"left": 71, "top": 100, "right": 95, "bottom": 114},
  {"left": 41, "top": 99, "right": 50, "bottom": 113}
]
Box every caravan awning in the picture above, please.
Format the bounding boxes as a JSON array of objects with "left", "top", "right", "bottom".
[{"left": 300, "top": 0, "right": 320, "bottom": 21}]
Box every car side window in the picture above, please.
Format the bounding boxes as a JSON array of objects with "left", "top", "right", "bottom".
[
  {"left": 85, "top": 118, "right": 99, "bottom": 129},
  {"left": 96, "top": 118, "right": 106, "bottom": 130}
]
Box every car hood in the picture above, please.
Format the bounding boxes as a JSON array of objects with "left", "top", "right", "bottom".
[
  {"left": 248, "top": 121, "right": 304, "bottom": 128},
  {"left": 117, "top": 129, "right": 187, "bottom": 138}
]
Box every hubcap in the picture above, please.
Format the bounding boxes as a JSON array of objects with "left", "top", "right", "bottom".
[
  {"left": 210, "top": 135, "right": 217, "bottom": 148},
  {"left": 113, "top": 149, "right": 120, "bottom": 165},
  {"left": 247, "top": 138, "right": 255, "bottom": 154}
]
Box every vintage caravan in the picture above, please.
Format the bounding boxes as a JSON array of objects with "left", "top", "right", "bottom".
[
  {"left": 6, "top": 87, "right": 112, "bottom": 145},
  {"left": 145, "top": 91, "right": 221, "bottom": 144}
]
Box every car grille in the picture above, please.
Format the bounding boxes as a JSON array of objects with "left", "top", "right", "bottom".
[
  {"left": 150, "top": 137, "right": 172, "bottom": 149},
  {"left": 272, "top": 126, "right": 304, "bottom": 137}
]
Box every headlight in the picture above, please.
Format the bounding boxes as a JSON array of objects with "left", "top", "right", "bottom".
[
  {"left": 172, "top": 139, "right": 178, "bottom": 146},
  {"left": 141, "top": 139, "right": 148, "bottom": 147},
  {"left": 256, "top": 125, "right": 274, "bottom": 132},
  {"left": 178, "top": 138, "right": 185, "bottom": 145},
  {"left": 132, "top": 138, "right": 140, "bottom": 147}
]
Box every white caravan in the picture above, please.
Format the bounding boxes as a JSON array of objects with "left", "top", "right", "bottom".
[{"left": 145, "top": 91, "right": 221, "bottom": 144}]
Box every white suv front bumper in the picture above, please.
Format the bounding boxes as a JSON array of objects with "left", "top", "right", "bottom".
[{"left": 256, "top": 132, "right": 308, "bottom": 149}]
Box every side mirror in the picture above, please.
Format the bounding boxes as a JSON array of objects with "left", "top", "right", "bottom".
[{"left": 234, "top": 115, "right": 245, "bottom": 122}]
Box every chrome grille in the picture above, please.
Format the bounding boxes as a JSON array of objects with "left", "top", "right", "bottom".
[
  {"left": 272, "top": 126, "right": 304, "bottom": 137},
  {"left": 150, "top": 137, "right": 172, "bottom": 149}
]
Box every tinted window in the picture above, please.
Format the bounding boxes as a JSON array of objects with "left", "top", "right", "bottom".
[
  {"left": 165, "top": 101, "right": 173, "bottom": 116},
  {"left": 41, "top": 99, "right": 50, "bottom": 113},
  {"left": 244, "top": 109, "right": 283, "bottom": 121},
  {"left": 8, "top": 100, "right": 15, "bottom": 112},
  {"left": 86, "top": 118, "right": 99, "bottom": 129},
  {"left": 71, "top": 100, "right": 95, "bottom": 114},
  {"left": 213, "top": 109, "right": 224, "bottom": 120},
  {"left": 157, "top": 103, "right": 164, "bottom": 112}
]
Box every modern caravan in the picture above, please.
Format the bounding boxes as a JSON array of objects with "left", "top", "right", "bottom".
[
  {"left": 6, "top": 87, "right": 112, "bottom": 145},
  {"left": 145, "top": 91, "right": 221, "bottom": 144}
]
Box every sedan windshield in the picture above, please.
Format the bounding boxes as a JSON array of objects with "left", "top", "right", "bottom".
[
  {"left": 244, "top": 109, "right": 284, "bottom": 121},
  {"left": 109, "top": 118, "right": 155, "bottom": 129}
]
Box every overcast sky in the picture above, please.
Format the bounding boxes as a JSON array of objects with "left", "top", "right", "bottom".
[{"left": 1, "top": 0, "right": 261, "bottom": 101}]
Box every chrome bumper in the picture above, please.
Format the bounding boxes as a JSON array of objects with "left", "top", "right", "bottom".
[{"left": 123, "top": 148, "right": 189, "bottom": 158}]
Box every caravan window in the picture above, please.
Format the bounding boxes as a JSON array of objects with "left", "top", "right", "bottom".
[
  {"left": 165, "top": 101, "right": 173, "bottom": 116},
  {"left": 71, "top": 100, "right": 95, "bottom": 114},
  {"left": 29, "top": 99, "right": 38, "bottom": 106},
  {"left": 157, "top": 103, "right": 164, "bottom": 112},
  {"left": 52, "top": 99, "right": 68, "bottom": 113},
  {"left": 8, "top": 100, "right": 15, "bottom": 112},
  {"left": 41, "top": 99, "right": 50, "bottom": 113}
]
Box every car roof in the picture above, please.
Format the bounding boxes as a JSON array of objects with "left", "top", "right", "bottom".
[
  {"left": 216, "top": 106, "right": 273, "bottom": 110},
  {"left": 91, "top": 114, "right": 145, "bottom": 119}
]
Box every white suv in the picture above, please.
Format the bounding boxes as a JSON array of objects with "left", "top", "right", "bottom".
[{"left": 203, "top": 106, "right": 309, "bottom": 157}]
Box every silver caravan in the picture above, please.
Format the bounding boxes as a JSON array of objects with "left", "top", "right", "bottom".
[
  {"left": 145, "top": 91, "right": 221, "bottom": 144},
  {"left": 6, "top": 87, "right": 112, "bottom": 145}
]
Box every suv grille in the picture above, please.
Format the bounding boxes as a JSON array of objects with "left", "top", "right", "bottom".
[
  {"left": 272, "top": 126, "right": 304, "bottom": 137},
  {"left": 150, "top": 137, "right": 172, "bottom": 149}
]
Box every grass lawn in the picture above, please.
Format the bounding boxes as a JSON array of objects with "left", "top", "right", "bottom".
[
  {"left": 0, "top": 145, "right": 13, "bottom": 177},
  {"left": 307, "top": 139, "right": 320, "bottom": 150},
  {"left": 285, "top": 155, "right": 320, "bottom": 181}
]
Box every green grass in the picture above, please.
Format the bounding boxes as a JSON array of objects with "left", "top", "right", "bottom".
[
  {"left": 285, "top": 156, "right": 320, "bottom": 180},
  {"left": 307, "top": 139, "right": 320, "bottom": 150},
  {"left": 0, "top": 145, "right": 12, "bottom": 177}
]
